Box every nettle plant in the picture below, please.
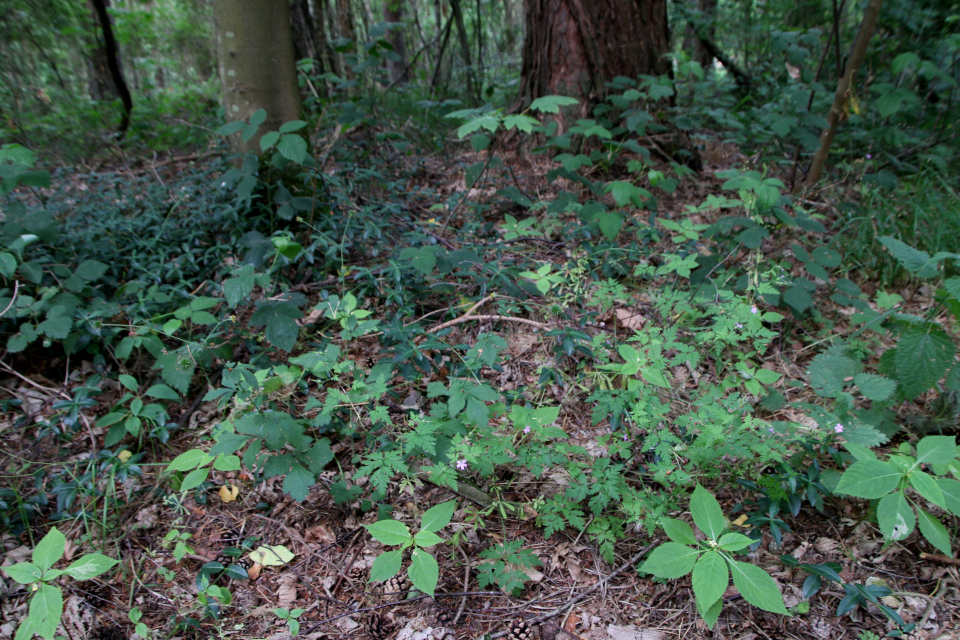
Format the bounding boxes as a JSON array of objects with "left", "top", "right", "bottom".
[
  {"left": 640, "top": 485, "right": 788, "bottom": 629},
  {"left": 2, "top": 527, "right": 118, "bottom": 640},
  {"left": 836, "top": 437, "right": 960, "bottom": 555}
]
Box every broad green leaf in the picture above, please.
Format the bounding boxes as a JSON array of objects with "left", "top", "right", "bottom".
[
  {"left": 118, "top": 374, "right": 139, "bottom": 393},
  {"left": 277, "top": 134, "right": 308, "bottom": 164},
  {"left": 529, "top": 95, "right": 579, "bottom": 113},
  {"left": 844, "top": 442, "right": 877, "bottom": 461},
  {"left": 909, "top": 470, "right": 945, "bottom": 508},
  {"left": 660, "top": 517, "right": 696, "bottom": 545},
  {"left": 895, "top": 326, "right": 956, "bottom": 399},
  {"left": 146, "top": 384, "right": 180, "bottom": 400},
  {"left": 30, "top": 583, "right": 63, "bottom": 640},
  {"left": 877, "top": 491, "right": 915, "bottom": 541},
  {"left": 409, "top": 548, "right": 439, "bottom": 595},
  {"left": 2, "top": 562, "right": 41, "bottom": 585},
  {"left": 364, "top": 520, "right": 412, "bottom": 546},
  {"left": 836, "top": 460, "right": 901, "bottom": 499},
  {"left": 213, "top": 454, "right": 241, "bottom": 471},
  {"left": 282, "top": 463, "right": 315, "bottom": 502},
  {"left": 717, "top": 532, "right": 755, "bottom": 552},
  {"left": 249, "top": 109, "right": 267, "bottom": 126},
  {"left": 259, "top": 131, "right": 281, "bottom": 151},
  {"left": 698, "top": 596, "right": 723, "bottom": 630},
  {"left": 936, "top": 478, "right": 960, "bottom": 517},
  {"left": 414, "top": 530, "right": 444, "bottom": 548},
  {"left": 279, "top": 120, "right": 307, "bottom": 133},
  {"left": 216, "top": 121, "right": 245, "bottom": 136},
  {"left": 916, "top": 436, "right": 958, "bottom": 466},
  {"left": 76, "top": 260, "right": 107, "bottom": 281},
  {"left": 690, "top": 484, "right": 726, "bottom": 541},
  {"left": 916, "top": 507, "right": 952, "bottom": 556},
  {"left": 166, "top": 449, "right": 213, "bottom": 472},
  {"left": 639, "top": 542, "right": 698, "bottom": 579},
  {"left": 369, "top": 549, "right": 403, "bottom": 582},
  {"left": 63, "top": 554, "right": 118, "bottom": 580},
  {"left": 729, "top": 559, "right": 788, "bottom": 615},
  {"left": 33, "top": 527, "right": 65, "bottom": 572},
  {"left": 180, "top": 467, "right": 209, "bottom": 491},
  {"left": 420, "top": 501, "right": 456, "bottom": 533},
  {"left": 692, "top": 552, "right": 728, "bottom": 612},
  {"left": 853, "top": 373, "right": 897, "bottom": 402}
]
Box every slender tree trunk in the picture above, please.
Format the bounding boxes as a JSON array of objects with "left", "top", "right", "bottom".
[
  {"left": 449, "top": 0, "right": 476, "bottom": 103},
  {"left": 518, "top": 0, "right": 670, "bottom": 118},
  {"left": 290, "top": 0, "right": 318, "bottom": 64},
  {"left": 90, "top": 0, "right": 133, "bottom": 138},
  {"left": 213, "top": 0, "right": 303, "bottom": 153},
  {"left": 311, "top": 0, "right": 339, "bottom": 78},
  {"left": 384, "top": 0, "right": 410, "bottom": 84},
  {"left": 336, "top": 0, "right": 357, "bottom": 82},
  {"left": 683, "top": 0, "right": 716, "bottom": 70},
  {"left": 803, "top": 0, "right": 883, "bottom": 188}
]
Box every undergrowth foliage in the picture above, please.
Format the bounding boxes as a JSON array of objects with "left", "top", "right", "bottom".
[{"left": 1, "top": 37, "right": 959, "bottom": 638}]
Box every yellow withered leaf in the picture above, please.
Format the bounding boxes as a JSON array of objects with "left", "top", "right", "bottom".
[{"left": 219, "top": 484, "right": 239, "bottom": 503}]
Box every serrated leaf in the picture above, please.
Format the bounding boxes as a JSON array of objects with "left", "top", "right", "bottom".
[
  {"left": 146, "top": 384, "right": 180, "bottom": 400},
  {"left": 842, "top": 422, "right": 887, "bottom": 448},
  {"left": 529, "top": 95, "right": 579, "bottom": 113},
  {"left": 783, "top": 284, "right": 814, "bottom": 313},
  {"left": 853, "top": 373, "right": 896, "bottom": 402},
  {"left": 916, "top": 436, "right": 958, "bottom": 466},
  {"left": 916, "top": 507, "right": 952, "bottom": 555},
  {"left": 33, "top": 527, "right": 65, "bottom": 571},
  {"left": 717, "top": 532, "right": 755, "bottom": 551},
  {"left": 597, "top": 211, "right": 623, "bottom": 242},
  {"left": 248, "top": 109, "right": 267, "bottom": 126},
  {"left": 76, "top": 259, "right": 108, "bottom": 281},
  {"left": 730, "top": 560, "right": 788, "bottom": 614},
  {"left": 909, "top": 470, "right": 945, "bottom": 508},
  {"left": 63, "top": 554, "right": 117, "bottom": 580},
  {"left": 836, "top": 460, "right": 901, "bottom": 498},
  {"left": 895, "top": 326, "right": 956, "bottom": 400},
  {"left": 2, "top": 562, "right": 41, "bottom": 584},
  {"left": 409, "top": 548, "right": 439, "bottom": 595},
  {"left": 811, "top": 246, "right": 842, "bottom": 268},
  {"left": 639, "top": 542, "right": 698, "bottom": 579},
  {"left": 692, "top": 552, "right": 728, "bottom": 612},
  {"left": 259, "top": 130, "right": 281, "bottom": 151},
  {"left": 937, "top": 478, "right": 960, "bottom": 517},
  {"left": 282, "top": 463, "right": 315, "bottom": 502},
  {"left": 698, "top": 596, "right": 723, "bottom": 630},
  {"left": 38, "top": 315, "right": 72, "bottom": 340},
  {"left": 414, "top": 530, "right": 443, "bottom": 548},
  {"left": 154, "top": 351, "right": 194, "bottom": 394},
  {"left": 881, "top": 236, "right": 933, "bottom": 276},
  {"left": 369, "top": 549, "right": 403, "bottom": 582},
  {"left": 277, "top": 134, "right": 308, "bottom": 164},
  {"left": 690, "top": 485, "right": 726, "bottom": 541},
  {"left": 877, "top": 491, "right": 915, "bottom": 541},
  {"left": 364, "top": 520, "right": 412, "bottom": 546},
  {"left": 420, "top": 501, "right": 456, "bottom": 533},
  {"left": 29, "top": 583, "right": 63, "bottom": 640},
  {"left": 660, "top": 517, "right": 696, "bottom": 545}
]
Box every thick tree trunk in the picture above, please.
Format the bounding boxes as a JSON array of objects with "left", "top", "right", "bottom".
[
  {"left": 803, "top": 0, "right": 883, "bottom": 188},
  {"left": 213, "top": 0, "right": 303, "bottom": 153},
  {"left": 384, "top": 0, "right": 409, "bottom": 84},
  {"left": 90, "top": 0, "right": 133, "bottom": 139},
  {"left": 518, "top": 0, "right": 670, "bottom": 118}
]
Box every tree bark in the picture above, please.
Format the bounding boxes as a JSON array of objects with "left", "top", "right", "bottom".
[
  {"left": 518, "top": 0, "right": 670, "bottom": 118},
  {"left": 682, "top": 0, "right": 716, "bottom": 70},
  {"left": 213, "top": 0, "right": 303, "bottom": 153},
  {"left": 90, "top": 0, "right": 133, "bottom": 139},
  {"left": 290, "top": 0, "right": 318, "bottom": 64},
  {"left": 336, "top": 0, "right": 356, "bottom": 82},
  {"left": 803, "top": 0, "right": 883, "bottom": 189},
  {"left": 450, "top": 0, "right": 477, "bottom": 103},
  {"left": 384, "top": 0, "right": 410, "bottom": 84}
]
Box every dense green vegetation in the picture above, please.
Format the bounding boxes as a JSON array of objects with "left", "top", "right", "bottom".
[{"left": 1, "top": 1, "right": 959, "bottom": 639}]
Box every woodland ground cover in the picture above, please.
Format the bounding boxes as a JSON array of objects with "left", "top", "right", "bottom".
[{"left": 1, "top": 2, "right": 960, "bottom": 640}]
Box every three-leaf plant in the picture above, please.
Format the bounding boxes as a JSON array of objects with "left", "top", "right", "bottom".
[
  {"left": 639, "top": 485, "right": 788, "bottom": 629},
  {"left": 365, "top": 500, "right": 457, "bottom": 596},
  {"left": 2, "top": 527, "right": 118, "bottom": 640},
  {"left": 835, "top": 436, "right": 960, "bottom": 554}
]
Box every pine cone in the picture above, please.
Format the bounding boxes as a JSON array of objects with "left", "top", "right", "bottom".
[
  {"left": 366, "top": 613, "right": 394, "bottom": 640},
  {"left": 507, "top": 619, "right": 533, "bottom": 640},
  {"left": 384, "top": 573, "right": 412, "bottom": 601},
  {"left": 430, "top": 606, "right": 454, "bottom": 628}
]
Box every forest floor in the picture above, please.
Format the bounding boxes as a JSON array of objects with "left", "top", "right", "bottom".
[{"left": 1, "top": 142, "right": 959, "bottom": 640}]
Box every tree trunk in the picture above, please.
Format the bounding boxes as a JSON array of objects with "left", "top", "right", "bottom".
[
  {"left": 310, "top": 0, "right": 339, "bottom": 78},
  {"left": 683, "top": 0, "right": 716, "bottom": 70},
  {"left": 803, "top": 0, "right": 883, "bottom": 189},
  {"left": 90, "top": 0, "right": 133, "bottom": 139},
  {"left": 518, "top": 0, "right": 670, "bottom": 119},
  {"left": 384, "top": 0, "right": 410, "bottom": 84},
  {"left": 336, "top": 0, "right": 356, "bottom": 82},
  {"left": 213, "top": 0, "right": 303, "bottom": 153},
  {"left": 449, "top": 0, "right": 476, "bottom": 103},
  {"left": 290, "top": 0, "right": 318, "bottom": 64}
]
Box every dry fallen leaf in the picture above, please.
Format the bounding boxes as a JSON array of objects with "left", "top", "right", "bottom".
[
  {"left": 276, "top": 572, "right": 298, "bottom": 606},
  {"left": 219, "top": 484, "right": 239, "bottom": 503},
  {"left": 615, "top": 308, "right": 645, "bottom": 330},
  {"left": 250, "top": 544, "right": 295, "bottom": 566},
  {"left": 731, "top": 514, "right": 749, "bottom": 527}
]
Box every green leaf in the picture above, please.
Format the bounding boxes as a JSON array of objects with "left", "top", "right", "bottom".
[
  {"left": 916, "top": 436, "right": 958, "bottom": 466},
  {"left": 880, "top": 236, "right": 934, "bottom": 276},
  {"left": 730, "top": 560, "right": 787, "bottom": 614},
  {"left": 282, "top": 463, "right": 315, "bottom": 502},
  {"left": 597, "top": 211, "right": 624, "bottom": 242},
  {"left": 167, "top": 449, "right": 213, "bottom": 472},
  {"left": 717, "top": 532, "right": 755, "bottom": 552},
  {"left": 2, "top": 562, "right": 42, "bottom": 584},
  {"left": 692, "top": 552, "right": 728, "bottom": 613},
  {"left": 155, "top": 351, "right": 194, "bottom": 395},
  {"left": 698, "top": 596, "right": 723, "bottom": 630},
  {"left": 369, "top": 550, "right": 403, "bottom": 582},
  {"left": 409, "top": 548, "right": 439, "bottom": 595},
  {"left": 279, "top": 120, "right": 307, "bottom": 133},
  {"left": 420, "top": 501, "right": 456, "bottom": 533},
  {"left": 118, "top": 374, "right": 139, "bottom": 393},
  {"left": 215, "top": 121, "right": 245, "bottom": 136},
  {"left": 936, "top": 478, "right": 960, "bottom": 517},
  {"left": 909, "top": 470, "right": 945, "bottom": 508},
  {"left": 76, "top": 260, "right": 107, "bottom": 282},
  {"left": 836, "top": 460, "right": 902, "bottom": 499},
  {"left": 853, "top": 373, "right": 897, "bottom": 402},
  {"left": 811, "top": 246, "right": 842, "bottom": 268},
  {"left": 529, "top": 95, "right": 579, "bottom": 113},
  {"left": 259, "top": 131, "right": 281, "bottom": 151},
  {"left": 690, "top": 485, "right": 726, "bottom": 541},
  {"left": 277, "top": 134, "right": 308, "bottom": 164},
  {"left": 38, "top": 316, "right": 71, "bottom": 340},
  {"left": 639, "top": 542, "right": 698, "bottom": 579},
  {"left": 249, "top": 109, "right": 267, "bottom": 126},
  {"left": 180, "top": 468, "right": 210, "bottom": 491},
  {"left": 916, "top": 507, "right": 952, "bottom": 556},
  {"left": 364, "top": 520, "right": 412, "bottom": 546},
  {"left": 62, "top": 554, "right": 118, "bottom": 580},
  {"left": 33, "top": 527, "right": 65, "bottom": 572},
  {"left": 660, "top": 517, "right": 696, "bottom": 545},
  {"left": 877, "top": 491, "right": 915, "bottom": 541},
  {"left": 30, "top": 583, "right": 63, "bottom": 640},
  {"left": 895, "top": 326, "right": 956, "bottom": 399},
  {"left": 414, "top": 530, "right": 443, "bottom": 548},
  {"left": 146, "top": 384, "right": 180, "bottom": 400},
  {"left": 605, "top": 181, "right": 648, "bottom": 208}
]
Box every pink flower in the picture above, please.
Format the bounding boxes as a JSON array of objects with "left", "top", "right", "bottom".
[
  {"left": 750, "top": 306, "right": 758, "bottom": 314},
  {"left": 456, "top": 459, "right": 468, "bottom": 471},
  {"left": 523, "top": 426, "right": 531, "bottom": 434},
  {"left": 834, "top": 423, "right": 844, "bottom": 434},
  {"left": 735, "top": 322, "right": 743, "bottom": 329}
]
